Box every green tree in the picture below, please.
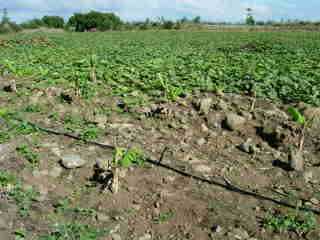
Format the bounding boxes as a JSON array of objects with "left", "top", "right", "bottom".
[
  {"left": 42, "top": 16, "right": 64, "bottom": 28},
  {"left": 68, "top": 11, "right": 122, "bottom": 32},
  {"left": 193, "top": 16, "right": 201, "bottom": 24},
  {"left": 1, "top": 8, "right": 10, "bottom": 24},
  {"left": 246, "top": 8, "right": 255, "bottom": 25}
]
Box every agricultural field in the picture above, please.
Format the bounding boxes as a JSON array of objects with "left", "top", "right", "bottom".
[{"left": 0, "top": 31, "right": 320, "bottom": 240}]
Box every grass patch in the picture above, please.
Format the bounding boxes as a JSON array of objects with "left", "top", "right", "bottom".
[{"left": 38, "top": 223, "right": 107, "bottom": 240}]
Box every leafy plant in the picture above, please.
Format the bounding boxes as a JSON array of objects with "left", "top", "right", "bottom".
[
  {"left": 38, "top": 223, "right": 107, "bottom": 240},
  {"left": 113, "top": 147, "right": 145, "bottom": 168},
  {"left": 288, "top": 107, "right": 305, "bottom": 125},
  {"left": 0, "top": 170, "right": 39, "bottom": 217},
  {"left": 16, "top": 144, "right": 39, "bottom": 167},
  {"left": 264, "top": 210, "right": 316, "bottom": 236},
  {"left": 153, "top": 211, "right": 175, "bottom": 224}
]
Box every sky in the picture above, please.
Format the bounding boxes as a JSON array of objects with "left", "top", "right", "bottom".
[{"left": 1, "top": 0, "right": 319, "bottom": 23}]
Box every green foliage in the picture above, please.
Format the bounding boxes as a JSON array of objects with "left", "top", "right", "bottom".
[
  {"left": 38, "top": 223, "right": 107, "bottom": 240},
  {"left": 16, "top": 144, "right": 39, "bottom": 167},
  {"left": 288, "top": 107, "right": 305, "bottom": 125},
  {"left": 0, "top": 170, "right": 16, "bottom": 187},
  {"left": 246, "top": 15, "right": 255, "bottom": 26},
  {"left": 68, "top": 11, "right": 122, "bottom": 32},
  {"left": 153, "top": 211, "right": 175, "bottom": 224},
  {"left": 54, "top": 198, "right": 97, "bottom": 217},
  {"left": 264, "top": 211, "right": 316, "bottom": 235},
  {"left": 42, "top": 16, "right": 64, "bottom": 28},
  {"left": 0, "top": 170, "right": 39, "bottom": 217},
  {"left": 24, "top": 104, "right": 42, "bottom": 113},
  {"left": 20, "top": 18, "right": 44, "bottom": 29},
  {"left": 2, "top": 32, "right": 320, "bottom": 105},
  {"left": 114, "top": 148, "right": 145, "bottom": 168}
]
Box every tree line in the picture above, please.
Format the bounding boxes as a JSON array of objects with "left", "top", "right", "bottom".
[{"left": 1, "top": 8, "right": 320, "bottom": 34}]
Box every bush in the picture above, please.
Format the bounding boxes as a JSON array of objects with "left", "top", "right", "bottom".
[
  {"left": 0, "top": 22, "right": 21, "bottom": 34},
  {"left": 42, "top": 16, "right": 64, "bottom": 28},
  {"left": 162, "top": 20, "right": 174, "bottom": 29},
  {"left": 68, "top": 11, "right": 122, "bottom": 32},
  {"left": 20, "top": 18, "right": 44, "bottom": 29}
]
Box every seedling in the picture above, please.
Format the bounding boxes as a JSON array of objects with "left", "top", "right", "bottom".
[
  {"left": 16, "top": 144, "right": 39, "bottom": 168},
  {"left": 0, "top": 170, "right": 39, "bottom": 217},
  {"left": 153, "top": 211, "right": 175, "bottom": 224},
  {"left": 38, "top": 223, "right": 107, "bottom": 240},
  {"left": 264, "top": 210, "right": 316, "bottom": 236}
]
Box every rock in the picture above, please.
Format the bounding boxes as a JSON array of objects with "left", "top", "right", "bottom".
[
  {"left": 304, "top": 107, "right": 320, "bottom": 129},
  {"left": 3, "top": 79, "right": 17, "bottom": 93},
  {"left": 289, "top": 149, "right": 304, "bottom": 172},
  {"left": 193, "top": 164, "right": 211, "bottom": 174},
  {"left": 49, "top": 166, "right": 63, "bottom": 178},
  {"left": 93, "top": 115, "right": 108, "bottom": 129},
  {"left": 206, "top": 112, "right": 224, "bottom": 129},
  {"left": 196, "top": 138, "right": 206, "bottom": 146},
  {"left": 0, "top": 144, "right": 12, "bottom": 162},
  {"left": 310, "top": 198, "right": 319, "bottom": 205},
  {"left": 227, "top": 228, "right": 249, "bottom": 240},
  {"left": 212, "top": 225, "right": 223, "bottom": 234},
  {"left": 96, "top": 213, "right": 110, "bottom": 222},
  {"left": 260, "top": 122, "right": 285, "bottom": 148},
  {"left": 215, "top": 99, "right": 229, "bottom": 111},
  {"left": 138, "top": 233, "right": 152, "bottom": 240},
  {"left": 238, "top": 138, "right": 255, "bottom": 154},
  {"left": 200, "top": 123, "right": 209, "bottom": 132},
  {"left": 303, "top": 170, "right": 313, "bottom": 183},
  {"left": 224, "top": 113, "right": 246, "bottom": 131},
  {"left": 111, "top": 233, "right": 121, "bottom": 240},
  {"left": 196, "top": 98, "right": 213, "bottom": 115},
  {"left": 60, "top": 154, "right": 87, "bottom": 169}
]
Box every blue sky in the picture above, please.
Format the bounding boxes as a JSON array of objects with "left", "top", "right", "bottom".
[{"left": 2, "top": 0, "right": 319, "bottom": 23}]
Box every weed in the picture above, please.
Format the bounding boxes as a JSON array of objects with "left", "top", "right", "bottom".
[
  {"left": 79, "top": 124, "right": 99, "bottom": 141},
  {"left": 16, "top": 144, "right": 39, "bottom": 167},
  {"left": 264, "top": 210, "right": 316, "bottom": 236},
  {"left": 153, "top": 211, "right": 175, "bottom": 224},
  {"left": 24, "top": 104, "right": 42, "bottom": 113},
  {"left": 0, "top": 170, "right": 39, "bottom": 217},
  {"left": 54, "top": 198, "right": 97, "bottom": 217},
  {"left": 114, "top": 147, "right": 145, "bottom": 168},
  {"left": 38, "top": 222, "right": 107, "bottom": 240}
]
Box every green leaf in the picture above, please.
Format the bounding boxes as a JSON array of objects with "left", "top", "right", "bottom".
[{"left": 288, "top": 107, "right": 305, "bottom": 125}]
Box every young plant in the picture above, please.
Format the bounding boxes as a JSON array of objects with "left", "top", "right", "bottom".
[
  {"left": 16, "top": 144, "right": 39, "bottom": 168},
  {"left": 264, "top": 210, "right": 316, "bottom": 236}
]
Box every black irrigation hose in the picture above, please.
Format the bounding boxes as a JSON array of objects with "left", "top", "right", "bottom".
[{"left": 5, "top": 117, "right": 320, "bottom": 215}]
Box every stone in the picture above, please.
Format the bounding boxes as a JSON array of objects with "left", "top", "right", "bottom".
[
  {"left": 193, "top": 164, "right": 211, "bottom": 174},
  {"left": 303, "top": 170, "right": 313, "bottom": 183},
  {"left": 310, "top": 198, "right": 319, "bottom": 205},
  {"left": 138, "top": 233, "right": 152, "bottom": 240},
  {"left": 111, "top": 233, "right": 121, "bottom": 240},
  {"left": 212, "top": 225, "right": 223, "bottom": 234},
  {"left": 228, "top": 228, "right": 249, "bottom": 240},
  {"left": 3, "top": 79, "right": 17, "bottom": 93},
  {"left": 215, "top": 99, "right": 229, "bottom": 111},
  {"left": 49, "top": 166, "right": 63, "bottom": 178},
  {"left": 288, "top": 149, "right": 304, "bottom": 172},
  {"left": 0, "top": 144, "right": 12, "bottom": 162},
  {"left": 197, "top": 98, "right": 213, "bottom": 115},
  {"left": 303, "top": 107, "right": 320, "bottom": 127},
  {"left": 238, "top": 138, "right": 255, "bottom": 154},
  {"left": 96, "top": 213, "right": 110, "bottom": 222},
  {"left": 225, "top": 113, "right": 246, "bottom": 131},
  {"left": 196, "top": 138, "right": 206, "bottom": 146},
  {"left": 60, "top": 154, "right": 87, "bottom": 169}
]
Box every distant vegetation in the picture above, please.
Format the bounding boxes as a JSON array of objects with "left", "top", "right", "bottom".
[{"left": 1, "top": 8, "right": 320, "bottom": 34}]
